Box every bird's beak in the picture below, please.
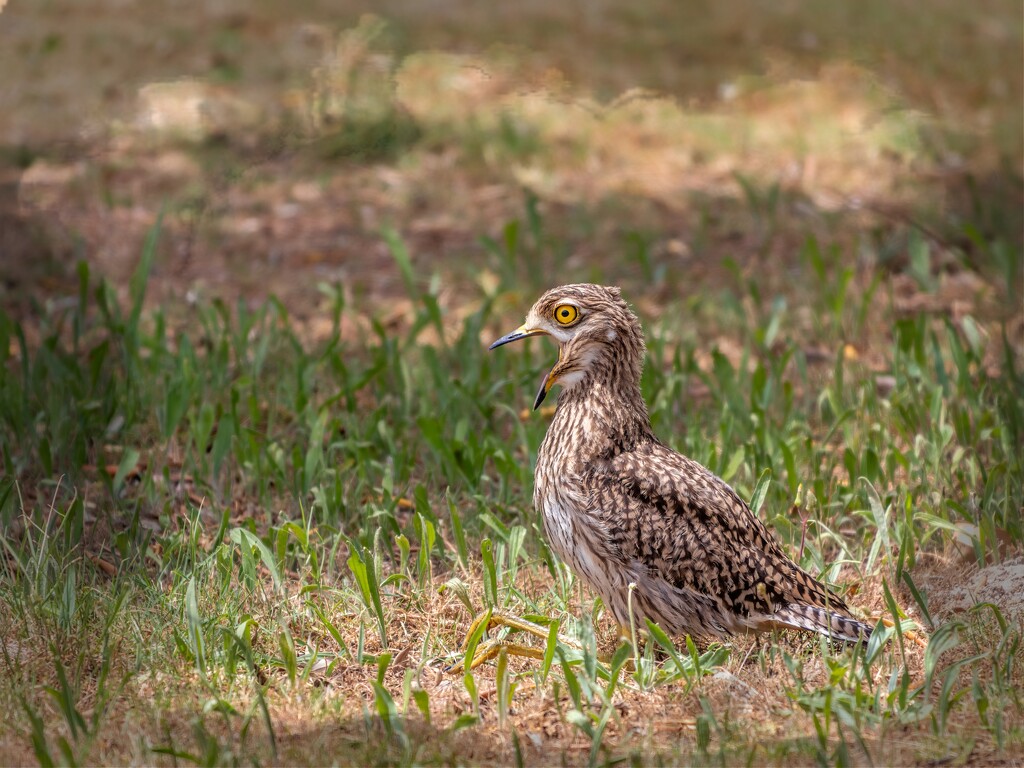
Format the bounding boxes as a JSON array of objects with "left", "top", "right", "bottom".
[
  {"left": 533, "top": 369, "right": 555, "bottom": 411},
  {"left": 488, "top": 324, "right": 549, "bottom": 350},
  {"left": 489, "top": 324, "right": 556, "bottom": 411}
]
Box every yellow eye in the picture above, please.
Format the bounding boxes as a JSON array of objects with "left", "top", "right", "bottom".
[{"left": 554, "top": 304, "right": 579, "bottom": 325}]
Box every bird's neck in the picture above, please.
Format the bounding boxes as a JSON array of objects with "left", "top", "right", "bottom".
[{"left": 551, "top": 360, "right": 654, "bottom": 461}]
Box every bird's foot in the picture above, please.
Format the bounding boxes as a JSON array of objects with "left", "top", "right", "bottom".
[
  {"left": 605, "top": 623, "right": 636, "bottom": 665},
  {"left": 874, "top": 615, "right": 928, "bottom": 647},
  {"left": 449, "top": 638, "right": 547, "bottom": 673},
  {"left": 448, "top": 609, "right": 578, "bottom": 673}
]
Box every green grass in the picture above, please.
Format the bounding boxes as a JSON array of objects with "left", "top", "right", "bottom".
[
  {"left": 2, "top": 3, "right": 1021, "bottom": 764},
  {"left": 1, "top": 198, "right": 1021, "bottom": 765}
]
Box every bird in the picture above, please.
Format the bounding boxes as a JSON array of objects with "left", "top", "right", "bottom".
[{"left": 488, "top": 283, "right": 874, "bottom": 645}]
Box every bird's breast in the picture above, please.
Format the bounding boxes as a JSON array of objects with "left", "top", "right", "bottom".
[
  {"left": 539, "top": 489, "right": 575, "bottom": 565},
  {"left": 536, "top": 479, "right": 623, "bottom": 599}
]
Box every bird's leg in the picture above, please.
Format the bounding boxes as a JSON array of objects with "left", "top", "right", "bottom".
[
  {"left": 450, "top": 638, "right": 546, "bottom": 673},
  {"left": 448, "top": 611, "right": 580, "bottom": 673},
  {"left": 592, "top": 623, "right": 634, "bottom": 664},
  {"left": 873, "top": 615, "right": 928, "bottom": 648},
  {"left": 617, "top": 623, "right": 631, "bottom": 642},
  {"left": 609, "top": 623, "right": 639, "bottom": 673},
  {"left": 738, "top": 634, "right": 762, "bottom": 668},
  {"left": 450, "top": 613, "right": 647, "bottom": 674}
]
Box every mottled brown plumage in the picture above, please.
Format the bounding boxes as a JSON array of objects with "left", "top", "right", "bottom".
[{"left": 490, "top": 283, "right": 872, "bottom": 643}]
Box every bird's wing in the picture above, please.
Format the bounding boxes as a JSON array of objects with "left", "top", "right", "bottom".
[{"left": 584, "top": 442, "right": 845, "bottom": 621}]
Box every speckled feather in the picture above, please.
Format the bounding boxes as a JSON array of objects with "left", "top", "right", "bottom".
[{"left": 505, "top": 283, "right": 872, "bottom": 643}]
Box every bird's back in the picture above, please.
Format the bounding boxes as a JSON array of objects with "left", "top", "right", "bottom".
[{"left": 543, "top": 429, "right": 871, "bottom": 642}]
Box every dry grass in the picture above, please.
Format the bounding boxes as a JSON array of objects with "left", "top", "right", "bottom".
[
  {"left": 1, "top": 2, "right": 1022, "bottom": 766},
  {"left": 2, "top": 546, "right": 1019, "bottom": 765}
]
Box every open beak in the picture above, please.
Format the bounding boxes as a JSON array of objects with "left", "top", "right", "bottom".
[
  {"left": 488, "top": 324, "right": 556, "bottom": 411},
  {"left": 533, "top": 369, "right": 556, "bottom": 411},
  {"left": 488, "top": 324, "right": 549, "bottom": 350}
]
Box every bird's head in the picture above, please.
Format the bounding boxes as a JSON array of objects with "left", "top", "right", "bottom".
[{"left": 489, "top": 283, "right": 645, "bottom": 410}]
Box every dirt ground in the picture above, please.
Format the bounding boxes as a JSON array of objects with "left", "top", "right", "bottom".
[{"left": 2, "top": 1, "right": 1021, "bottom": 333}]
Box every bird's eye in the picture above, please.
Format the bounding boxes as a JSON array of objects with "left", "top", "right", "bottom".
[{"left": 554, "top": 304, "right": 579, "bottom": 325}]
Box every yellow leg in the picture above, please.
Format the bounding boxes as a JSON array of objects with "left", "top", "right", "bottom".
[
  {"left": 875, "top": 615, "right": 929, "bottom": 648},
  {"left": 448, "top": 639, "right": 547, "bottom": 674},
  {"left": 458, "top": 611, "right": 554, "bottom": 652},
  {"left": 449, "top": 611, "right": 578, "bottom": 673}
]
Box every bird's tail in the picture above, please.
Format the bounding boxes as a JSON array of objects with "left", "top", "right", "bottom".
[{"left": 773, "top": 604, "right": 874, "bottom": 643}]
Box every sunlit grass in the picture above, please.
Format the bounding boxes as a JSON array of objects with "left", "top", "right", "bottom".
[{"left": 1, "top": 195, "right": 1021, "bottom": 765}]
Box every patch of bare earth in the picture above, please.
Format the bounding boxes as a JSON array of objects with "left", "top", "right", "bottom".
[{"left": 3, "top": 15, "right": 1020, "bottom": 348}]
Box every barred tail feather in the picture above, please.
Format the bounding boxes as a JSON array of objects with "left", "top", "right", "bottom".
[{"left": 772, "top": 604, "right": 873, "bottom": 643}]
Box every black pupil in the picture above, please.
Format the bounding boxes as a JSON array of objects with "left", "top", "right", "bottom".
[{"left": 561, "top": 309, "right": 569, "bottom": 318}]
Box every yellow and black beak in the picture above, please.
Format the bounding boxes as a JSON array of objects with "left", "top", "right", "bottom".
[
  {"left": 532, "top": 365, "right": 558, "bottom": 411},
  {"left": 488, "top": 324, "right": 555, "bottom": 411},
  {"left": 488, "top": 324, "right": 549, "bottom": 350}
]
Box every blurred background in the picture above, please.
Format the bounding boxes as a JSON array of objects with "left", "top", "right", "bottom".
[{"left": 1, "top": 0, "right": 1021, "bottom": 330}]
